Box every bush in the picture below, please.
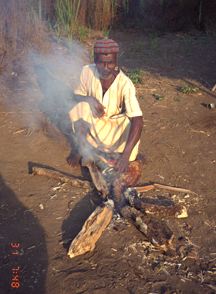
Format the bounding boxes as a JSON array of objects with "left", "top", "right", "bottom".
[{"left": 127, "top": 69, "right": 143, "bottom": 84}]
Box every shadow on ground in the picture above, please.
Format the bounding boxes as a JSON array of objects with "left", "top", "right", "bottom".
[
  {"left": 61, "top": 191, "right": 100, "bottom": 251},
  {"left": 113, "top": 31, "right": 216, "bottom": 93},
  {"left": 0, "top": 174, "right": 47, "bottom": 294}
]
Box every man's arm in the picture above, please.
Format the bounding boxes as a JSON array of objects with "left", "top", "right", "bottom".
[
  {"left": 115, "top": 116, "right": 143, "bottom": 172},
  {"left": 74, "top": 94, "right": 105, "bottom": 117}
]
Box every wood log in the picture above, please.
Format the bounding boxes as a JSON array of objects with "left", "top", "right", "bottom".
[
  {"left": 142, "top": 199, "right": 187, "bottom": 218},
  {"left": 139, "top": 198, "right": 188, "bottom": 219},
  {"left": 212, "top": 84, "right": 216, "bottom": 92},
  {"left": 120, "top": 206, "right": 174, "bottom": 251},
  {"left": 68, "top": 200, "right": 114, "bottom": 258},
  {"left": 30, "top": 166, "right": 92, "bottom": 189},
  {"left": 124, "top": 189, "right": 188, "bottom": 218},
  {"left": 134, "top": 213, "right": 174, "bottom": 252}
]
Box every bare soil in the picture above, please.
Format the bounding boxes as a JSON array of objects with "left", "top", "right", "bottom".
[{"left": 0, "top": 31, "right": 216, "bottom": 294}]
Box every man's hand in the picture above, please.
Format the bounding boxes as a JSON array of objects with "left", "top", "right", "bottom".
[
  {"left": 114, "top": 116, "right": 143, "bottom": 173},
  {"left": 66, "top": 150, "right": 81, "bottom": 167},
  {"left": 114, "top": 152, "right": 130, "bottom": 173},
  {"left": 89, "top": 96, "right": 105, "bottom": 118}
]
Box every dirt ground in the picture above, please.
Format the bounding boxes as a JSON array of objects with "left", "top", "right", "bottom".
[{"left": 0, "top": 31, "right": 216, "bottom": 294}]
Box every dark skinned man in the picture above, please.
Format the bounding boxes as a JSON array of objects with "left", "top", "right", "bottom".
[{"left": 67, "top": 38, "right": 143, "bottom": 173}]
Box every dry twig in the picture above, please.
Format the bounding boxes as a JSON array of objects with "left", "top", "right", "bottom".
[{"left": 134, "top": 183, "right": 196, "bottom": 195}]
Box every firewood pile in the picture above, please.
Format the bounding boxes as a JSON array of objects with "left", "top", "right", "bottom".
[
  {"left": 30, "top": 158, "right": 194, "bottom": 259},
  {"left": 67, "top": 157, "right": 191, "bottom": 259}
]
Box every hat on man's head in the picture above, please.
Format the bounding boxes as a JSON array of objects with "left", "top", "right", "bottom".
[{"left": 94, "top": 38, "right": 119, "bottom": 54}]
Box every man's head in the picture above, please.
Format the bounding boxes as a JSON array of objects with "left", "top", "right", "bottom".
[{"left": 94, "top": 38, "right": 119, "bottom": 80}]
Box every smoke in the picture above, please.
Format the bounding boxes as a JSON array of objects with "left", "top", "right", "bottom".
[
  {"left": 31, "top": 40, "right": 88, "bottom": 91},
  {"left": 27, "top": 40, "right": 88, "bottom": 138},
  {"left": 28, "top": 40, "right": 114, "bottom": 165},
  {"left": 30, "top": 39, "right": 121, "bottom": 164},
  {"left": 0, "top": 1, "right": 110, "bottom": 168}
]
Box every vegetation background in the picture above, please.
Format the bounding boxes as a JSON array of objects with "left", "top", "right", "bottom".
[{"left": 0, "top": 0, "right": 216, "bottom": 61}]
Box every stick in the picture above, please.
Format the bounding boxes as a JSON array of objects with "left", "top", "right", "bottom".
[
  {"left": 134, "top": 183, "right": 195, "bottom": 194},
  {"left": 133, "top": 185, "right": 155, "bottom": 193},
  {"left": 212, "top": 84, "right": 216, "bottom": 92},
  {"left": 68, "top": 200, "right": 114, "bottom": 258},
  {"left": 31, "top": 166, "right": 92, "bottom": 189}
]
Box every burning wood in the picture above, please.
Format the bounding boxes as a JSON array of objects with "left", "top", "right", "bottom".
[
  {"left": 124, "top": 188, "right": 188, "bottom": 218},
  {"left": 29, "top": 158, "right": 190, "bottom": 257},
  {"left": 120, "top": 206, "right": 174, "bottom": 252},
  {"left": 67, "top": 157, "right": 189, "bottom": 258}
]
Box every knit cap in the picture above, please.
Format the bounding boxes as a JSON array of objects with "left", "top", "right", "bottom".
[{"left": 94, "top": 38, "right": 119, "bottom": 54}]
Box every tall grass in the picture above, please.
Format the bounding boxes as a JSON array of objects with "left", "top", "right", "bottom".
[
  {"left": 0, "top": 0, "right": 213, "bottom": 60},
  {"left": 54, "top": 0, "right": 130, "bottom": 36},
  {"left": 55, "top": 0, "right": 81, "bottom": 37}
]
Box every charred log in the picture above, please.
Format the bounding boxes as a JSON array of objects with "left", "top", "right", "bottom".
[
  {"left": 124, "top": 188, "right": 188, "bottom": 218},
  {"left": 120, "top": 206, "right": 174, "bottom": 252}
]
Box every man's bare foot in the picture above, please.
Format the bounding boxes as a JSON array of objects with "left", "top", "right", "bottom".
[{"left": 66, "top": 150, "right": 81, "bottom": 167}]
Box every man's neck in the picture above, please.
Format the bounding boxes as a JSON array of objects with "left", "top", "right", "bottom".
[{"left": 100, "top": 75, "right": 116, "bottom": 94}]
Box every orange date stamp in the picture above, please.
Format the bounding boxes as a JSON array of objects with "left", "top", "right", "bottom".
[{"left": 10, "top": 242, "right": 21, "bottom": 289}]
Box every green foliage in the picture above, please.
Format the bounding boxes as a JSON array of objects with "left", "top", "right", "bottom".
[
  {"left": 128, "top": 69, "right": 143, "bottom": 84},
  {"left": 178, "top": 86, "right": 199, "bottom": 94},
  {"left": 76, "top": 26, "right": 90, "bottom": 41},
  {"left": 55, "top": 0, "right": 81, "bottom": 37},
  {"left": 103, "top": 29, "right": 110, "bottom": 38}
]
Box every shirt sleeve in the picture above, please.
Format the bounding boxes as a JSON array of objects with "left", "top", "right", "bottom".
[
  {"left": 74, "top": 65, "right": 89, "bottom": 96},
  {"left": 122, "top": 78, "right": 143, "bottom": 117}
]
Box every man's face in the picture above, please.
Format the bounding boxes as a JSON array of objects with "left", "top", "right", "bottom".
[{"left": 95, "top": 53, "right": 117, "bottom": 80}]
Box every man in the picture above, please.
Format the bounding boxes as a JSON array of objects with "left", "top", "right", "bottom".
[{"left": 67, "top": 38, "right": 143, "bottom": 173}]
